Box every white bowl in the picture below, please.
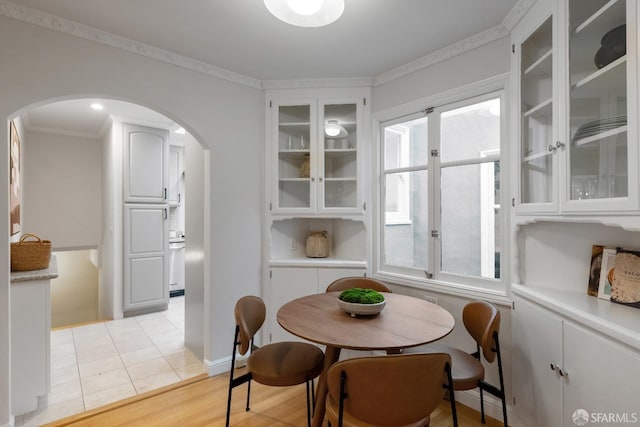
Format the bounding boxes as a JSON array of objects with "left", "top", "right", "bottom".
[{"left": 338, "top": 299, "right": 386, "bottom": 317}]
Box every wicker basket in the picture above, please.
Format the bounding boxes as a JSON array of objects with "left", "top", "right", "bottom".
[
  {"left": 11, "top": 233, "right": 52, "bottom": 272},
  {"left": 306, "top": 230, "right": 329, "bottom": 258}
]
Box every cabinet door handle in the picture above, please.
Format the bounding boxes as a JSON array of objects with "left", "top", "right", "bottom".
[
  {"left": 547, "top": 144, "right": 557, "bottom": 153},
  {"left": 164, "top": 188, "right": 167, "bottom": 200},
  {"left": 558, "top": 368, "right": 568, "bottom": 377},
  {"left": 550, "top": 363, "right": 556, "bottom": 371},
  {"left": 164, "top": 208, "right": 167, "bottom": 220},
  {"left": 311, "top": 177, "right": 315, "bottom": 182},
  {"left": 319, "top": 177, "right": 323, "bottom": 182},
  {"left": 555, "top": 141, "right": 566, "bottom": 150}
]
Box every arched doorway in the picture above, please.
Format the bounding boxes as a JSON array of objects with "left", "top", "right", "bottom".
[{"left": 8, "top": 96, "right": 211, "bottom": 423}]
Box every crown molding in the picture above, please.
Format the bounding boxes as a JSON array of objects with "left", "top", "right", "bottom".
[
  {"left": 262, "top": 76, "right": 373, "bottom": 90},
  {"left": 0, "top": 0, "right": 263, "bottom": 90},
  {"left": 501, "top": 0, "right": 537, "bottom": 31},
  {"left": 373, "top": 24, "right": 509, "bottom": 87}
]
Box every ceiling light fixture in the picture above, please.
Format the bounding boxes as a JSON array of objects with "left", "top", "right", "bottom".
[
  {"left": 90, "top": 103, "right": 104, "bottom": 111},
  {"left": 264, "top": 0, "right": 344, "bottom": 28},
  {"left": 325, "top": 120, "right": 348, "bottom": 138}
]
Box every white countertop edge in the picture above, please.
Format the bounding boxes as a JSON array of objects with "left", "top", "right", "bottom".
[
  {"left": 10, "top": 255, "right": 59, "bottom": 283},
  {"left": 512, "top": 284, "right": 640, "bottom": 352}
]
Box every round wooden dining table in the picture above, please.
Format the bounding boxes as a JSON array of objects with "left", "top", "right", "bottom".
[{"left": 277, "top": 291, "right": 455, "bottom": 427}]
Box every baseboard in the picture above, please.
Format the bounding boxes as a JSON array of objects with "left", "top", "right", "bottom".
[
  {"left": 454, "top": 389, "right": 512, "bottom": 426},
  {"left": 1, "top": 415, "right": 15, "bottom": 427},
  {"left": 204, "top": 356, "right": 233, "bottom": 377}
]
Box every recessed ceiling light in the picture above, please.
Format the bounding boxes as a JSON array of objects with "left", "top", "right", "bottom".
[
  {"left": 90, "top": 103, "right": 104, "bottom": 111},
  {"left": 264, "top": 0, "right": 344, "bottom": 28}
]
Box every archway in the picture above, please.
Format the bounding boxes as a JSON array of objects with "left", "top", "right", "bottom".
[{"left": 8, "top": 95, "right": 211, "bottom": 422}]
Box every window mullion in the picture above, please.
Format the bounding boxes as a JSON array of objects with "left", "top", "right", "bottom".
[{"left": 427, "top": 111, "right": 441, "bottom": 280}]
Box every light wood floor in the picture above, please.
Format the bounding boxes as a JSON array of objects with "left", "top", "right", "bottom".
[{"left": 44, "top": 372, "right": 506, "bottom": 427}]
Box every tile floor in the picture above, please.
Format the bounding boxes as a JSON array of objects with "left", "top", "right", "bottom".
[{"left": 15, "top": 296, "right": 206, "bottom": 427}]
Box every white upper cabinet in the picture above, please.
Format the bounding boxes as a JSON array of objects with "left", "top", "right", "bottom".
[
  {"left": 123, "top": 123, "right": 170, "bottom": 204},
  {"left": 268, "top": 94, "right": 366, "bottom": 215},
  {"left": 512, "top": 0, "right": 638, "bottom": 217},
  {"left": 168, "top": 145, "right": 183, "bottom": 206}
]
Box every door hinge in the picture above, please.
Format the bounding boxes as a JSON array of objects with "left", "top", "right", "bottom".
[
  {"left": 424, "top": 107, "right": 434, "bottom": 115},
  {"left": 512, "top": 44, "right": 515, "bottom": 54},
  {"left": 431, "top": 230, "right": 439, "bottom": 238},
  {"left": 431, "top": 149, "right": 439, "bottom": 157}
]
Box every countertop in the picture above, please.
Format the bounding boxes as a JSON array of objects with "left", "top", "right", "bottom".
[{"left": 10, "top": 255, "right": 58, "bottom": 283}]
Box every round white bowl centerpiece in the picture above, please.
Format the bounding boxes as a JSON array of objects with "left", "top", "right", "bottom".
[{"left": 337, "top": 288, "right": 386, "bottom": 317}]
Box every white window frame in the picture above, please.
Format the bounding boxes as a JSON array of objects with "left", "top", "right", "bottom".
[
  {"left": 372, "top": 76, "right": 509, "bottom": 297},
  {"left": 384, "top": 124, "right": 412, "bottom": 225}
]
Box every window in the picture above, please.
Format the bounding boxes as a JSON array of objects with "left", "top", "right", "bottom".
[{"left": 378, "top": 91, "right": 504, "bottom": 291}]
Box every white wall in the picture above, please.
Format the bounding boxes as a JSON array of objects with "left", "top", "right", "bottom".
[
  {"left": 22, "top": 130, "right": 102, "bottom": 250},
  {"left": 50, "top": 250, "right": 99, "bottom": 328},
  {"left": 0, "top": 15, "right": 263, "bottom": 425},
  {"left": 372, "top": 38, "right": 511, "bottom": 113}
]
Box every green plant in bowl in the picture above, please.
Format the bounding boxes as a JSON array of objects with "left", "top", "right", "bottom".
[
  {"left": 338, "top": 288, "right": 385, "bottom": 304},
  {"left": 338, "top": 288, "right": 386, "bottom": 317}
]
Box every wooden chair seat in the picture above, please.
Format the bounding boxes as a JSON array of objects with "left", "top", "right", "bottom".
[{"left": 248, "top": 341, "right": 324, "bottom": 386}]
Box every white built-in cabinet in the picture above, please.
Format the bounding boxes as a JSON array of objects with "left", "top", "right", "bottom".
[
  {"left": 122, "top": 123, "right": 170, "bottom": 313},
  {"left": 268, "top": 267, "right": 365, "bottom": 343},
  {"left": 512, "top": 0, "right": 639, "bottom": 219},
  {"left": 264, "top": 88, "right": 371, "bottom": 344},
  {"left": 123, "top": 123, "right": 169, "bottom": 203},
  {"left": 512, "top": 294, "right": 640, "bottom": 426}
]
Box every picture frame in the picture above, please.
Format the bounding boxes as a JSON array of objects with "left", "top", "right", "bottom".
[
  {"left": 9, "top": 120, "right": 21, "bottom": 236},
  {"left": 588, "top": 244, "right": 604, "bottom": 296},
  {"left": 611, "top": 248, "right": 640, "bottom": 308},
  {"left": 597, "top": 247, "right": 616, "bottom": 300}
]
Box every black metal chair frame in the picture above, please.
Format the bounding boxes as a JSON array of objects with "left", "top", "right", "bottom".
[
  {"left": 225, "top": 324, "right": 316, "bottom": 427},
  {"left": 473, "top": 330, "right": 507, "bottom": 427}
]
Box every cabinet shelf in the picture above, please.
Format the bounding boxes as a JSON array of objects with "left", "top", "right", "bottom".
[
  {"left": 573, "top": 124, "right": 627, "bottom": 147},
  {"left": 523, "top": 150, "right": 553, "bottom": 162},
  {"left": 523, "top": 97, "right": 553, "bottom": 118},
  {"left": 279, "top": 122, "right": 310, "bottom": 127},
  {"left": 574, "top": 0, "right": 623, "bottom": 36},
  {"left": 279, "top": 178, "right": 309, "bottom": 182},
  {"left": 572, "top": 55, "right": 626, "bottom": 92},
  {"left": 279, "top": 149, "right": 310, "bottom": 158},
  {"left": 524, "top": 49, "right": 552, "bottom": 76}
]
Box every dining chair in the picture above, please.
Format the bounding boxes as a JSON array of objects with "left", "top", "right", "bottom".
[
  {"left": 226, "top": 295, "right": 324, "bottom": 427},
  {"left": 325, "top": 276, "right": 392, "bottom": 293},
  {"left": 325, "top": 353, "right": 458, "bottom": 427},
  {"left": 405, "top": 300, "right": 507, "bottom": 427}
]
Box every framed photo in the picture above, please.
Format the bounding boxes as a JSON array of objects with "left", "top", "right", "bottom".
[
  {"left": 9, "top": 120, "right": 21, "bottom": 236},
  {"left": 611, "top": 248, "right": 640, "bottom": 308},
  {"left": 588, "top": 245, "right": 604, "bottom": 296},
  {"left": 597, "top": 247, "right": 616, "bottom": 300}
]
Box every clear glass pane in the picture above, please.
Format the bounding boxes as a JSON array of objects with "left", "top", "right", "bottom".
[
  {"left": 278, "top": 104, "right": 311, "bottom": 208},
  {"left": 383, "top": 117, "right": 428, "bottom": 170},
  {"left": 324, "top": 103, "right": 357, "bottom": 208},
  {"left": 569, "top": 0, "right": 627, "bottom": 200},
  {"left": 440, "top": 98, "right": 501, "bottom": 163},
  {"left": 383, "top": 170, "right": 428, "bottom": 270},
  {"left": 520, "top": 16, "right": 554, "bottom": 204},
  {"left": 441, "top": 163, "right": 500, "bottom": 279}
]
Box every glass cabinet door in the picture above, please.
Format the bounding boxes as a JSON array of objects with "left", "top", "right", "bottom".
[
  {"left": 520, "top": 16, "right": 555, "bottom": 206},
  {"left": 568, "top": 0, "right": 627, "bottom": 201},
  {"left": 320, "top": 102, "right": 358, "bottom": 209},
  {"left": 276, "top": 104, "right": 313, "bottom": 209}
]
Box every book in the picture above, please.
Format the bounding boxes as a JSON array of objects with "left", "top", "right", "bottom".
[
  {"left": 588, "top": 245, "right": 604, "bottom": 296},
  {"left": 597, "top": 248, "right": 616, "bottom": 300},
  {"left": 611, "top": 248, "right": 640, "bottom": 308}
]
